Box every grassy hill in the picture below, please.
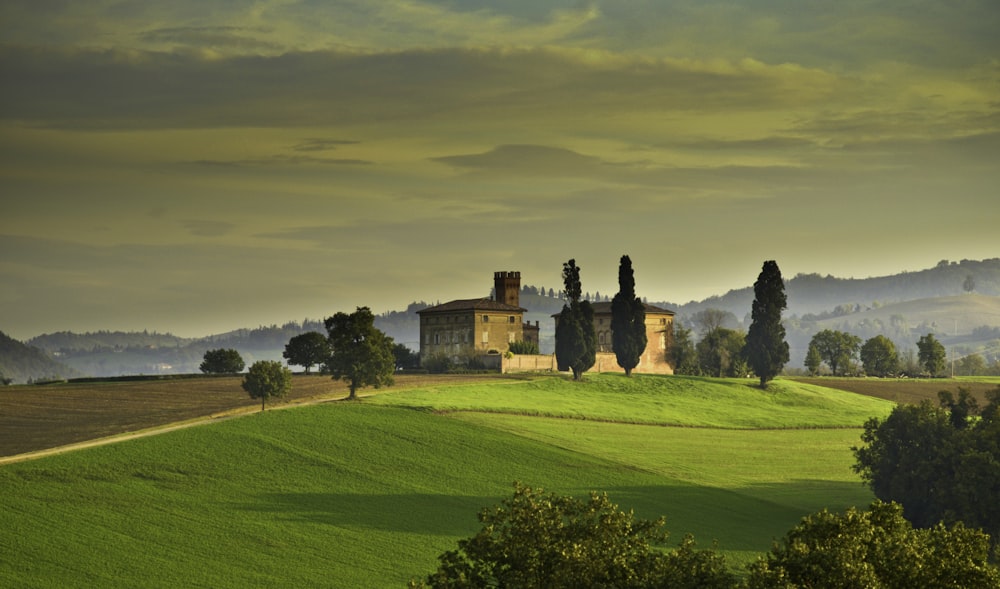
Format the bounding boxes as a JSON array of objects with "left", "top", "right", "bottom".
[{"left": 0, "top": 374, "right": 895, "bottom": 587}]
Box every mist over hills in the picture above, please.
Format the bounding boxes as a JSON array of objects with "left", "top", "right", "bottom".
[{"left": 3, "top": 259, "right": 999, "bottom": 382}]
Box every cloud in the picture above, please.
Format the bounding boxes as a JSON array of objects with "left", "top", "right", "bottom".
[
  {"left": 431, "top": 144, "right": 606, "bottom": 175},
  {"left": 185, "top": 155, "right": 373, "bottom": 167},
  {"left": 137, "top": 25, "right": 283, "bottom": 52},
  {"left": 181, "top": 219, "right": 235, "bottom": 237},
  {"left": 292, "top": 138, "right": 361, "bottom": 152}
]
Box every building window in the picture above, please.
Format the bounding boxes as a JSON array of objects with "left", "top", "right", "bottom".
[
  {"left": 434, "top": 333, "right": 440, "bottom": 345},
  {"left": 483, "top": 315, "right": 489, "bottom": 323},
  {"left": 508, "top": 316, "right": 515, "bottom": 324},
  {"left": 482, "top": 331, "right": 489, "bottom": 344},
  {"left": 508, "top": 332, "right": 515, "bottom": 343}
]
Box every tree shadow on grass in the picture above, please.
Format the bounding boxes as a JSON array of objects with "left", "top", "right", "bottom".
[{"left": 242, "top": 479, "right": 871, "bottom": 551}]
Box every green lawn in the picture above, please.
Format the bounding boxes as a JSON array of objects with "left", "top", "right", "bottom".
[{"left": 0, "top": 374, "right": 896, "bottom": 587}]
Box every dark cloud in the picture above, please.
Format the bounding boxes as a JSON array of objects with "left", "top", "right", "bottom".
[
  {"left": 137, "top": 26, "right": 283, "bottom": 51},
  {"left": 292, "top": 138, "right": 361, "bottom": 152}
]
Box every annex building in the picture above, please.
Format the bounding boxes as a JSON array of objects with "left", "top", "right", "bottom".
[
  {"left": 588, "top": 301, "right": 675, "bottom": 374},
  {"left": 417, "top": 271, "right": 540, "bottom": 363}
]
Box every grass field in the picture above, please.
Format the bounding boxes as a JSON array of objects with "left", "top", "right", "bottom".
[{"left": 0, "top": 373, "right": 902, "bottom": 587}]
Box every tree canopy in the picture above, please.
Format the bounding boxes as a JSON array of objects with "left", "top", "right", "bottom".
[
  {"left": 743, "top": 260, "right": 789, "bottom": 388},
  {"left": 410, "top": 482, "right": 736, "bottom": 589},
  {"left": 241, "top": 360, "right": 292, "bottom": 411},
  {"left": 853, "top": 386, "right": 1000, "bottom": 545},
  {"left": 916, "top": 333, "right": 947, "bottom": 376},
  {"left": 282, "top": 331, "right": 331, "bottom": 374},
  {"left": 199, "top": 348, "right": 245, "bottom": 374},
  {"left": 611, "top": 255, "right": 647, "bottom": 377},
  {"left": 554, "top": 259, "right": 596, "bottom": 380},
  {"left": 860, "top": 335, "right": 899, "bottom": 377},
  {"left": 806, "top": 329, "right": 861, "bottom": 376},
  {"left": 324, "top": 306, "right": 395, "bottom": 400}
]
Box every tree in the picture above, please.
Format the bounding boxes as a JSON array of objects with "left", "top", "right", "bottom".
[
  {"left": 670, "top": 321, "right": 700, "bottom": 375},
  {"left": 743, "top": 260, "right": 789, "bottom": 389},
  {"left": 804, "top": 344, "right": 822, "bottom": 376},
  {"left": 241, "top": 360, "right": 292, "bottom": 411},
  {"left": 411, "top": 482, "right": 737, "bottom": 589},
  {"left": 282, "top": 332, "right": 331, "bottom": 374},
  {"left": 964, "top": 273, "right": 976, "bottom": 293},
  {"left": 745, "top": 501, "right": 1000, "bottom": 589},
  {"left": 807, "top": 329, "right": 861, "bottom": 376},
  {"left": 611, "top": 255, "right": 647, "bottom": 377},
  {"left": 853, "top": 387, "right": 1000, "bottom": 543},
  {"left": 916, "top": 333, "right": 947, "bottom": 376},
  {"left": 392, "top": 343, "right": 420, "bottom": 370},
  {"left": 860, "top": 335, "right": 899, "bottom": 377},
  {"left": 199, "top": 348, "right": 245, "bottom": 374},
  {"left": 696, "top": 328, "right": 747, "bottom": 378},
  {"left": 324, "top": 306, "right": 396, "bottom": 400},
  {"left": 691, "top": 308, "right": 737, "bottom": 338},
  {"left": 958, "top": 353, "right": 987, "bottom": 376},
  {"left": 555, "top": 259, "right": 596, "bottom": 380}
]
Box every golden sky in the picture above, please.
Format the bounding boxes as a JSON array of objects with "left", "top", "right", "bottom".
[{"left": 1, "top": 1, "right": 998, "bottom": 339}]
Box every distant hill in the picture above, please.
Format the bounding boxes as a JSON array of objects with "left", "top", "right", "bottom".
[
  {"left": 8, "top": 258, "right": 1000, "bottom": 379},
  {"left": 0, "top": 331, "right": 78, "bottom": 384}
]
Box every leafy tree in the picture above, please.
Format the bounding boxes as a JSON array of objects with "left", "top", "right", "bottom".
[
  {"left": 324, "top": 306, "right": 395, "bottom": 400},
  {"left": 670, "top": 321, "right": 700, "bottom": 375},
  {"left": 282, "top": 332, "right": 331, "bottom": 374},
  {"left": 958, "top": 352, "right": 987, "bottom": 376},
  {"left": 241, "top": 360, "right": 292, "bottom": 411},
  {"left": 199, "top": 348, "right": 245, "bottom": 374},
  {"left": 860, "top": 335, "right": 899, "bottom": 377},
  {"left": 964, "top": 273, "right": 976, "bottom": 293},
  {"left": 555, "top": 259, "right": 596, "bottom": 380},
  {"left": 507, "top": 340, "right": 539, "bottom": 355},
  {"left": 745, "top": 501, "right": 1000, "bottom": 589},
  {"left": 853, "top": 387, "right": 1000, "bottom": 544},
  {"left": 804, "top": 344, "right": 822, "bottom": 376},
  {"left": 916, "top": 333, "right": 947, "bottom": 376},
  {"left": 422, "top": 352, "right": 454, "bottom": 374},
  {"left": 691, "top": 308, "right": 738, "bottom": 337},
  {"left": 410, "top": 482, "right": 737, "bottom": 589},
  {"left": 611, "top": 255, "right": 647, "bottom": 377},
  {"left": 743, "top": 260, "right": 789, "bottom": 389},
  {"left": 0, "top": 369, "right": 11, "bottom": 386},
  {"left": 392, "top": 343, "right": 420, "bottom": 370},
  {"left": 807, "top": 329, "right": 861, "bottom": 376},
  {"left": 696, "top": 328, "right": 747, "bottom": 378}
]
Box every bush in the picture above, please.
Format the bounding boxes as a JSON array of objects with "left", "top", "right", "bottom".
[
  {"left": 508, "top": 340, "right": 540, "bottom": 355},
  {"left": 422, "top": 353, "right": 454, "bottom": 374}
]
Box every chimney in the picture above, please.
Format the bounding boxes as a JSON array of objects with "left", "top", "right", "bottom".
[{"left": 494, "top": 271, "right": 521, "bottom": 307}]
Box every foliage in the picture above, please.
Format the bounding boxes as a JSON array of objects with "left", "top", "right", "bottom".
[
  {"left": 241, "top": 360, "right": 292, "bottom": 411},
  {"left": 804, "top": 344, "right": 822, "bottom": 376},
  {"left": 507, "top": 340, "right": 539, "bottom": 355},
  {"left": 916, "top": 333, "right": 947, "bottom": 376},
  {"left": 410, "top": 482, "right": 737, "bottom": 589},
  {"left": 282, "top": 331, "right": 331, "bottom": 374},
  {"left": 696, "top": 328, "right": 747, "bottom": 377},
  {"left": 199, "top": 348, "right": 245, "bottom": 374},
  {"left": 324, "top": 306, "right": 396, "bottom": 400},
  {"left": 393, "top": 343, "right": 421, "bottom": 370},
  {"left": 744, "top": 260, "right": 790, "bottom": 388},
  {"left": 860, "top": 335, "right": 899, "bottom": 377},
  {"left": 807, "top": 330, "right": 861, "bottom": 376},
  {"left": 422, "top": 352, "right": 455, "bottom": 374},
  {"left": 554, "top": 259, "right": 596, "bottom": 380},
  {"left": 745, "top": 500, "right": 1000, "bottom": 589},
  {"left": 853, "top": 386, "right": 1000, "bottom": 544},
  {"left": 611, "top": 255, "right": 648, "bottom": 377},
  {"left": 692, "top": 308, "right": 740, "bottom": 337},
  {"left": 670, "top": 321, "right": 701, "bottom": 375}
]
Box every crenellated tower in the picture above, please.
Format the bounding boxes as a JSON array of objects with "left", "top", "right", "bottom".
[{"left": 494, "top": 271, "right": 521, "bottom": 307}]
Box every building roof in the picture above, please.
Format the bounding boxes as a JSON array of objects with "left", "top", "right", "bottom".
[{"left": 417, "top": 297, "right": 527, "bottom": 314}]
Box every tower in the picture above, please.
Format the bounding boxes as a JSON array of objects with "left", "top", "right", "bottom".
[{"left": 494, "top": 271, "right": 521, "bottom": 307}]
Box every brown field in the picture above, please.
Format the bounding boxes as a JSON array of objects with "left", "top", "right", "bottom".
[
  {"left": 0, "top": 373, "right": 509, "bottom": 458},
  {"left": 791, "top": 377, "right": 1000, "bottom": 406}
]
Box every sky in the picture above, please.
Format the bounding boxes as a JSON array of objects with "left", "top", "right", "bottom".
[{"left": 1, "top": 1, "right": 998, "bottom": 340}]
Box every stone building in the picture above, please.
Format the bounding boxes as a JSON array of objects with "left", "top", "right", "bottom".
[
  {"left": 551, "top": 301, "right": 676, "bottom": 375},
  {"left": 417, "top": 271, "right": 540, "bottom": 363}
]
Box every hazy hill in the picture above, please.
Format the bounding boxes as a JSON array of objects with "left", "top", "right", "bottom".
[
  {"left": 0, "top": 331, "right": 78, "bottom": 384},
  {"left": 8, "top": 258, "right": 1000, "bottom": 379}
]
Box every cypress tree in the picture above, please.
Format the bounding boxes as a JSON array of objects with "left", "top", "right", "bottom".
[
  {"left": 555, "top": 259, "right": 596, "bottom": 380},
  {"left": 744, "top": 260, "right": 790, "bottom": 388},
  {"left": 611, "top": 255, "right": 647, "bottom": 377}
]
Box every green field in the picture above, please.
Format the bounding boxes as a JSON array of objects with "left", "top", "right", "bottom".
[{"left": 0, "top": 374, "right": 895, "bottom": 587}]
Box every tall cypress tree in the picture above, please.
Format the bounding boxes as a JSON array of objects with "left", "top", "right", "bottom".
[
  {"left": 744, "top": 260, "right": 790, "bottom": 388},
  {"left": 555, "top": 259, "right": 596, "bottom": 380},
  {"left": 611, "top": 255, "right": 647, "bottom": 377}
]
